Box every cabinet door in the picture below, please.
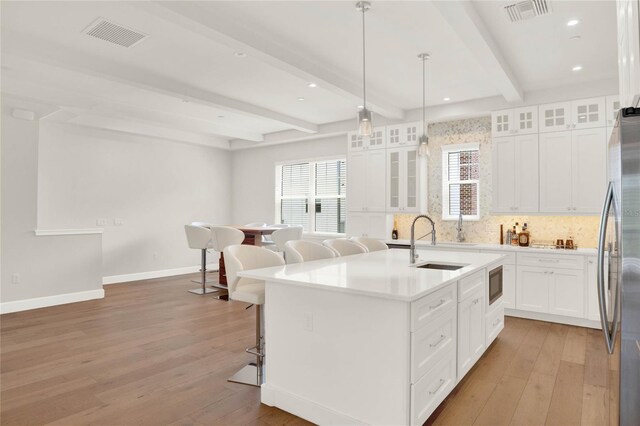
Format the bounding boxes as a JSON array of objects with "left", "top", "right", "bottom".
[
  {"left": 387, "top": 149, "right": 401, "bottom": 211},
  {"left": 516, "top": 266, "right": 549, "bottom": 313},
  {"left": 457, "top": 288, "right": 485, "bottom": 379},
  {"left": 347, "top": 151, "right": 367, "bottom": 212},
  {"left": 346, "top": 212, "right": 367, "bottom": 237},
  {"left": 572, "top": 97, "right": 606, "bottom": 130},
  {"left": 502, "top": 264, "right": 517, "bottom": 309},
  {"left": 514, "top": 106, "right": 538, "bottom": 135},
  {"left": 549, "top": 268, "right": 585, "bottom": 318},
  {"left": 491, "top": 136, "right": 517, "bottom": 212},
  {"left": 514, "top": 134, "right": 539, "bottom": 212},
  {"left": 572, "top": 127, "right": 607, "bottom": 213},
  {"left": 366, "top": 127, "right": 386, "bottom": 150},
  {"left": 492, "top": 109, "right": 513, "bottom": 137},
  {"left": 366, "top": 150, "right": 386, "bottom": 212},
  {"left": 587, "top": 256, "right": 609, "bottom": 322},
  {"left": 366, "top": 213, "right": 388, "bottom": 240},
  {"left": 605, "top": 95, "right": 621, "bottom": 126},
  {"left": 539, "top": 131, "right": 573, "bottom": 212},
  {"left": 539, "top": 102, "right": 572, "bottom": 132},
  {"left": 404, "top": 148, "right": 419, "bottom": 212},
  {"left": 347, "top": 131, "right": 365, "bottom": 152},
  {"left": 386, "top": 122, "right": 420, "bottom": 147}
]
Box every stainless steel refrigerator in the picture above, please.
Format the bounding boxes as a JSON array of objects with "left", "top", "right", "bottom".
[{"left": 598, "top": 107, "right": 640, "bottom": 425}]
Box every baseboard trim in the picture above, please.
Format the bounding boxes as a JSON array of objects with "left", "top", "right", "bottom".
[
  {"left": 0, "top": 289, "right": 105, "bottom": 314},
  {"left": 261, "top": 384, "right": 366, "bottom": 425},
  {"left": 102, "top": 264, "right": 219, "bottom": 285},
  {"left": 505, "top": 308, "right": 602, "bottom": 329}
]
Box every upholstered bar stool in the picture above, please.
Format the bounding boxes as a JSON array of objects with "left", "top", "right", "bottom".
[
  {"left": 269, "top": 226, "right": 303, "bottom": 259},
  {"left": 223, "top": 244, "right": 285, "bottom": 386},
  {"left": 351, "top": 236, "right": 389, "bottom": 252},
  {"left": 210, "top": 226, "right": 245, "bottom": 298},
  {"left": 184, "top": 224, "right": 217, "bottom": 295},
  {"left": 262, "top": 223, "right": 289, "bottom": 245},
  {"left": 323, "top": 238, "right": 368, "bottom": 256},
  {"left": 284, "top": 240, "right": 337, "bottom": 264}
]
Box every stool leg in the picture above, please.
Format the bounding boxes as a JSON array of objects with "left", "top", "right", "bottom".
[
  {"left": 188, "top": 249, "right": 218, "bottom": 295},
  {"left": 228, "top": 304, "right": 265, "bottom": 387}
]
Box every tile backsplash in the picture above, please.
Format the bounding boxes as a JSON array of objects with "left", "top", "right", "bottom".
[{"left": 392, "top": 116, "right": 600, "bottom": 248}]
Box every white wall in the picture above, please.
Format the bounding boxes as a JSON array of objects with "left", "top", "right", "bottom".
[
  {"left": 230, "top": 135, "right": 346, "bottom": 225},
  {"left": 1, "top": 111, "right": 103, "bottom": 310},
  {"left": 37, "top": 123, "right": 231, "bottom": 278}
]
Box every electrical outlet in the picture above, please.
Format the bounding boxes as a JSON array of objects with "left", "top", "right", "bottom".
[
  {"left": 96, "top": 218, "right": 107, "bottom": 226},
  {"left": 11, "top": 273, "right": 20, "bottom": 284},
  {"left": 114, "top": 218, "right": 124, "bottom": 226},
  {"left": 302, "top": 312, "right": 313, "bottom": 332}
]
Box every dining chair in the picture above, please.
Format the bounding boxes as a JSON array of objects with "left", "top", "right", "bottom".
[{"left": 284, "top": 240, "right": 337, "bottom": 264}]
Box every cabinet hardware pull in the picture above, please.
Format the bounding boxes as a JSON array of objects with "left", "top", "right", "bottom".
[
  {"left": 428, "top": 299, "right": 446, "bottom": 310},
  {"left": 429, "top": 334, "right": 447, "bottom": 348},
  {"left": 493, "top": 318, "right": 501, "bottom": 326},
  {"left": 429, "top": 379, "right": 446, "bottom": 395},
  {"left": 473, "top": 298, "right": 480, "bottom": 304}
]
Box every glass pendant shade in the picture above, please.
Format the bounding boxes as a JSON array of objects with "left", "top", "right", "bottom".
[
  {"left": 357, "top": 107, "right": 373, "bottom": 137},
  {"left": 418, "top": 134, "right": 430, "bottom": 157}
]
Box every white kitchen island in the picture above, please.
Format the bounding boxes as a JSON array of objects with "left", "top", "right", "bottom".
[{"left": 238, "top": 249, "right": 505, "bottom": 425}]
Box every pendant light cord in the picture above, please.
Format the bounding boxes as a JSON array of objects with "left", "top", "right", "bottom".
[
  {"left": 422, "top": 56, "right": 426, "bottom": 127},
  {"left": 362, "top": 5, "right": 367, "bottom": 108}
]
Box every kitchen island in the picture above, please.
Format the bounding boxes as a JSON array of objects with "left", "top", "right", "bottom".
[{"left": 238, "top": 249, "right": 505, "bottom": 425}]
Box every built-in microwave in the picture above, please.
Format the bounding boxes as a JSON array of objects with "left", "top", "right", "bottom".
[{"left": 488, "top": 265, "right": 503, "bottom": 305}]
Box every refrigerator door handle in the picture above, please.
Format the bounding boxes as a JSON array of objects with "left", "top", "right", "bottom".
[{"left": 597, "top": 181, "right": 615, "bottom": 354}]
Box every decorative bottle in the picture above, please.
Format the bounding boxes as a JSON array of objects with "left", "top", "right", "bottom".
[
  {"left": 518, "top": 223, "right": 530, "bottom": 247},
  {"left": 391, "top": 220, "right": 398, "bottom": 240}
]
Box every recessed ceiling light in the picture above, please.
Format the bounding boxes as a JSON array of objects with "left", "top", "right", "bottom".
[
  {"left": 308, "top": 82, "right": 317, "bottom": 88},
  {"left": 570, "top": 35, "right": 582, "bottom": 41},
  {"left": 567, "top": 19, "right": 579, "bottom": 26},
  {"left": 234, "top": 51, "right": 247, "bottom": 58},
  {"left": 443, "top": 97, "right": 451, "bottom": 101},
  {"left": 297, "top": 97, "right": 305, "bottom": 101},
  {"left": 572, "top": 65, "right": 583, "bottom": 71},
  {"left": 217, "top": 115, "right": 225, "bottom": 118}
]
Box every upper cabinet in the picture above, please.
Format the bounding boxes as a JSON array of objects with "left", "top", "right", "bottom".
[
  {"left": 347, "top": 149, "right": 386, "bottom": 213},
  {"left": 606, "top": 95, "right": 621, "bottom": 126},
  {"left": 539, "top": 97, "right": 607, "bottom": 132},
  {"left": 538, "top": 101, "right": 572, "bottom": 132},
  {"left": 386, "top": 122, "right": 420, "bottom": 148},
  {"left": 491, "top": 106, "right": 538, "bottom": 137},
  {"left": 348, "top": 127, "right": 386, "bottom": 152},
  {"left": 387, "top": 146, "right": 420, "bottom": 213}
]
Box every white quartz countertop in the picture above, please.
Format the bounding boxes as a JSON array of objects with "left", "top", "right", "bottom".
[
  {"left": 386, "top": 239, "right": 598, "bottom": 256},
  {"left": 238, "top": 249, "right": 504, "bottom": 302}
]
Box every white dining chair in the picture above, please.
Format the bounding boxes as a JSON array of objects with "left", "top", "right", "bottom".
[
  {"left": 210, "top": 226, "right": 245, "bottom": 297},
  {"left": 223, "top": 244, "right": 285, "bottom": 386},
  {"left": 323, "top": 238, "right": 368, "bottom": 257},
  {"left": 271, "top": 226, "right": 303, "bottom": 254},
  {"left": 284, "top": 240, "right": 337, "bottom": 264},
  {"left": 351, "top": 237, "right": 389, "bottom": 252},
  {"left": 184, "top": 224, "right": 217, "bottom": 295}
]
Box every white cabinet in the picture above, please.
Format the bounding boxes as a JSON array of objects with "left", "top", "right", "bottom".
[
  {"left": 617, "top": 0, "right": 640, "bottom": 107},
  {"left": 387, "top": 146, "right": 420, "bottom": 213},
  {"left": 347, "top": 149, "right": 386, "bottom": 212},
  {"left": 587, "top": 256, "right": 608, "bottom": 323},
  {"left": 606, "top": 95, "right": 621, "bottom": 126},
  {"left": 386, "top": 122, "right": 420, "bottom": 147},
  {"left": 539, "top": 101, "right": 572, "bottom": 132},
  {"left": 491, "top": 135, "right": 539, "bottom": 213},
  {"left": 348, "top": 127, "right": 386, "bottom": 152},
  {"left": 516, "top": 266, "right": 550, "bottom": 313},
  {"left": 539, "top": 128, "right": 606, "bottom": 213},
  {"left": 346, "top": 212, "right": 386, "bottom": 240},
  {"left": 572, "top": 97, "right": 606, "bottom": 130},
  {"left": 457, "top": 286, "right": 485, "bottom": 380},
  {"left": 548, "top": 268, "right": 585, "bottom": 318},
  {"left": 502, "top": 264, "right": 516, "bottom": 309},
  {"left": 491, "top": 106, "right": 538, "bottom": 137}
]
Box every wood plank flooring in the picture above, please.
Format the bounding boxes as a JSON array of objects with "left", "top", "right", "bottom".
[{"left": 1, "top": 274, "right": 617, "bottom": 425}]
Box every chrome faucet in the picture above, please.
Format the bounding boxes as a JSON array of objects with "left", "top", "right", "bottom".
[
  {"left": 456, "top": 212, "right": 465, "bottom": 242},
  {"left": 410, "top": 215, "right": 436, "bottom": 264}
]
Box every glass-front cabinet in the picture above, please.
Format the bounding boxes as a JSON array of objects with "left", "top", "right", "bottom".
[{"left": 387, "top": 146, "right": 420, "bottom": 213}]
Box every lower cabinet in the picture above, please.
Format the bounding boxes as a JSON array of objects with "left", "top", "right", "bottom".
[
  {"left": 411, "top": 348, "right": 456, "bottom": 426},
  {"left": 516, "top": 264, "right": 585, "bottom": 318},
  {"left": 587, "top": 256, "right": 608, "bottom": 322},
  {"left": 485, "top": 301, "right": 505, "bottom": 346},
  {"left": 457, "top": 286, "right": 485, "bottom": 380},
  {"left": 346, "top": 212, "right": 386, "bottom": 240},
  {"left": 502, "top": 264, "right": 516, "bottom": 309},
  {"left": 516, "top": 266, "right": 549, "bottom": 313}
]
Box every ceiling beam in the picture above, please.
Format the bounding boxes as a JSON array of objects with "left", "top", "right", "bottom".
[
  {"left": 2, "top": 31, "right": 317, "bottom": 136},
  {"left": 432, "top": 1, "right": 523, "bottom": 103},
  {"left": 136, "top": 2, "right": 405, "bottom": 120}
]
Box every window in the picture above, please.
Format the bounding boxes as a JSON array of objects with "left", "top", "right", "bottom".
[
  {"left": 276, "top": 158, "right": 346, "bottom": 234},
  {"left": 442, "top": 143, "right": 480, "bottom": 221}
]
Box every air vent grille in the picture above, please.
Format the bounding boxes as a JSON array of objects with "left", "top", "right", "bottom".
[
  {"left": 83, "top": 18, "right": 148, "bottom": 48},
  {"left": 504, "top": 0, "right": 551, "bottom": 22}
]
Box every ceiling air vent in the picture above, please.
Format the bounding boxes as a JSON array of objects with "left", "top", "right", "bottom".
[
  {"left": 82, "top": 18, "right": 148, "bottom": 48},
  {"left": 504, "top": 0, "right": 551, "bottom": 22}
]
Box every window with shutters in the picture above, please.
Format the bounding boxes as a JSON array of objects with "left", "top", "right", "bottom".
[
  {"left": 276, "top": 158, "right": 347, "bottom": 234},
  {"left": 442, "top": 143, "right": 480, "bottom": 221}
]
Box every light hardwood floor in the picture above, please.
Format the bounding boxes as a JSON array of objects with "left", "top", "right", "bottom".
[{"left": 1, "top": 274, "right": 617, "bottom": 426}]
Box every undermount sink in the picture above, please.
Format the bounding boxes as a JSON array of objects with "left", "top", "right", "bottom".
[{"left": 415, "top": 263, "right": 466, "bottom": 271}]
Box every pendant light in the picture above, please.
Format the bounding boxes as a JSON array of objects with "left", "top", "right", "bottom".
[
  {"left": 356, "top": 1, "right": 372, "bottom": 137},
  {"left": 417, "top": 53, "right": 430, "bottom": 157}
]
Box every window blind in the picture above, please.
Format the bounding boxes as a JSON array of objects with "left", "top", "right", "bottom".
[{"left": 444, "top": 148, "right": 480, "bottom": 217}]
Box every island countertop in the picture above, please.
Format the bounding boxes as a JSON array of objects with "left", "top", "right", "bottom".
[{"left": 238, "top": 248, "right": 504, "bottom": 302}]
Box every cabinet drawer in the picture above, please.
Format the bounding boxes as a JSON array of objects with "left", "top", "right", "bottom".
[
  {"left": 482, "top": 250, "right": 516, "bottom": 265},
  {"left": 517, "top": 252, "right": 584, "bottom": 270},
  {"left": 411, "top": 349, "right": 456, "bottom": 426},
  {"left": 459, "top": 270, "right": 485, "bottom": 301},
  {"left": 411, "top": 308, "right": 456, "bottom": 383},
  {"left": 411, "top": 284, "right": 457, "bottom": 332},
  {"left": 486, "top": 302, "right": 505, "bottom": 346}
]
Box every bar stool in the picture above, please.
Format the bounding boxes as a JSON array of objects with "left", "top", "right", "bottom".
[
  {"left": 262, "top": 223, "right": 289, "bottom": 244},
  {"left": 323, "top": 238, "right": 368, "bottom": 256},
  {"left": 284, "top": 240, "right": 337, "bottom": 264},
  {"left": 210, "top": 226, "right": 245, "bottom": 297},
  {"left": 223, "top": 244, "right": 285, "bottom": 386},
  {"left": 184, "top": 224, "right": 217, "bottom": 295},
  {"left": 351, "top": 236, "right": 389, "bottom": 252},
  {"left": 270, "top": 226, "right": 303, "bottom": 259}
]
